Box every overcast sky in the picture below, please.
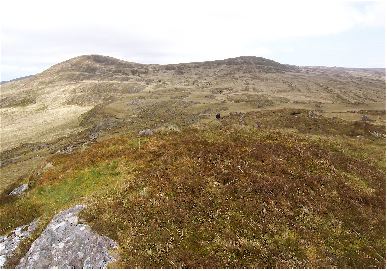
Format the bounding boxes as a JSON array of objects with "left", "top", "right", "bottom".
[{"left": 0, "top": 0, "right": 385, "bottom": 81}]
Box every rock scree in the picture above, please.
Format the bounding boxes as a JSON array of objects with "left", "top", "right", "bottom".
[{"left": 17, "top": 205, "right": 117, "bottom": 269}]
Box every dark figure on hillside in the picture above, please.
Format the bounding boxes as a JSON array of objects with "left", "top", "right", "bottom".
[
  {"left": 216, "top": 113, "right": 221, "bottom": 120},
  {"left": 361, "top": 115, "right": 370, "bottom": 122}
]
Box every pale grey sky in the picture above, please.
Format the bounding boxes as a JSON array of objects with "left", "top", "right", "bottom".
[{"left": 0, "top": 0, "right": 385, "bottom": 81}]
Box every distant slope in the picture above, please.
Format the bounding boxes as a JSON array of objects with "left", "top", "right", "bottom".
[
  {"left": 0, "top": 54, "right": 385, "bottom": 152},
  {"left": 0, "top": 75, "right": 33, "bottom": 85}
]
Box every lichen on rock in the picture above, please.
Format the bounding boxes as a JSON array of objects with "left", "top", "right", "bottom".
[
  {"left": 0, "top": 219, "right": 39, "bottom": 268},
  {"left": 17, "top": 205, "right": 117, "bottom": 269}
]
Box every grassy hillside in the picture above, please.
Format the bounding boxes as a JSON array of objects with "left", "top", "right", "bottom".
[
  {"left": 1, "top": 55, "right": 385, "bottom": 193},
  {"left": 1, "top": 110, "right": 385, "bottom": 268},
  {"left": 1, "top": 55, "right": 385, "bottom": 153}
]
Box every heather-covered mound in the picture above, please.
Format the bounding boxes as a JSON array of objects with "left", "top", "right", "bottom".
[{"left": 1, "top": 111, "right": 384, "bottom": 268}]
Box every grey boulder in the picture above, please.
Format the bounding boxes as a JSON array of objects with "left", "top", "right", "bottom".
[
  {"left": 17, "top": 205, "right": 117, "bottom": 269},
  {"left": 9, "top": 184, "right": 29, "bottom": 196},
  {"left": 0, "top": 219, "right": 39, "bottom": 268}
]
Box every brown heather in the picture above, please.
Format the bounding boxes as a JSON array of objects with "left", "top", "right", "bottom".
[{"left": 0, "top": 110, "right": 385, "bottom": 268}]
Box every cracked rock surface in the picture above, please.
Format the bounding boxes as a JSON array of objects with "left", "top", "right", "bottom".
[
  {"left": 0, "top": 219, "right": 39, "bottom": 268},
  {"left": 17, "top": 205, "right": 117, "bottom": 269}
]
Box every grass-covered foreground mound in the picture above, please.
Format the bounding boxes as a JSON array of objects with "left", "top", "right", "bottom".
[
  {"left": 1, "top": 111, "right": 385, "bottom": 268},
  {"left": 83, "top": 128, "right": 385, "bottom": 268}
]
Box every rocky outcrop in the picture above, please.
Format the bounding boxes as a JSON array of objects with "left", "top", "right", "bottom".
[
  {"left": 9, "top": 184, "right": 29, "bottom": 196},
  {"left": 138, "top": 129, "right": 153, "bottom": 137},
  {"left": 0, "top": 219, "right": 39, "bottom": 268},
  {"left": 17, "top": 205, "right": 117, "bottom": 269}
]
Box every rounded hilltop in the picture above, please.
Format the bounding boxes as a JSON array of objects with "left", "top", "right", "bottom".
[
  {"left": 181, "top": 55, "right": 299, "bottom": 72},
  {"left": 42, "top": 54, "right": 142, "bottom": 74},
  {"left": 37, "top": 54, "right": 148, "bottom": 82}
]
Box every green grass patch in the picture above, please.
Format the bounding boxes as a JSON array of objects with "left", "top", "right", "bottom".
[
  {"left": 0, "top": 160, "right": 123, "bottom": 235},
  {"left": 31, "top": 160, "right": 121, "bottom": 212}
]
